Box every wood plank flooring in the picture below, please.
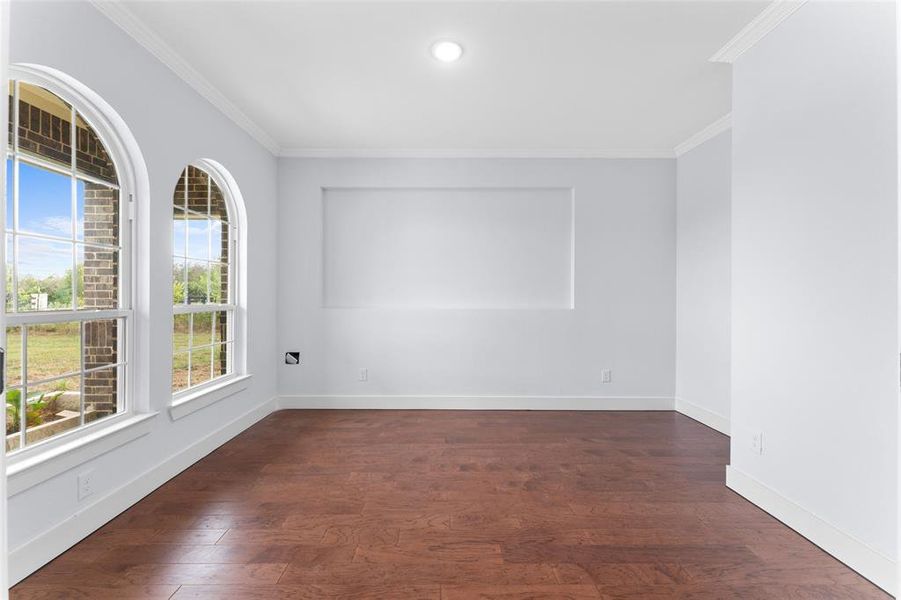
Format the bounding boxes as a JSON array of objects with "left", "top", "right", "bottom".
[{"left": 11, "top": 410, "right": 889, "bottom": 599}]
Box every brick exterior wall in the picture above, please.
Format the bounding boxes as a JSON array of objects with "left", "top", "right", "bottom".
[{"left": 11, "top": 92, "right": 120, "bottom": 419}]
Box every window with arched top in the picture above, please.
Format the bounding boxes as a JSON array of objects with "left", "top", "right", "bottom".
[
  {"left": 4, "top": 68, "right": 136, "bottom": 454},
  {"left": 171, "top": 162, "right": 240, "bottom": 395}
]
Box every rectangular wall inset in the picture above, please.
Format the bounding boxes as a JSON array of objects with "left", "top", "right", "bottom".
[{"left": 322, "top": 187, "right": 574, "bottom": 309}]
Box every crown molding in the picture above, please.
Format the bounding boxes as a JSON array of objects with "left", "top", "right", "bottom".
[
  {"left": 674, "top": 113, "right": 732, "bottom": 157},
  {"left": 278, "top": 147, "right": 676, "bottom": 159},
  {"left": 89, "top": 1, "right": 281, "bottom": 155},
  {"left": 709, "top": 0, "right": 807, "bottom": 64}
]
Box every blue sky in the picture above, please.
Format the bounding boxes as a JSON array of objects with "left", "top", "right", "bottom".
[
  {"left": 7, "top": 160, "right": 87, "bottom": 279},
  {"left": 7, "top": 158, "right": 223, "bottom": 283}
]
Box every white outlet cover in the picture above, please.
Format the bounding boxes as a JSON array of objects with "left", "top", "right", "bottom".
[{"left": 77, "top": 470, "right": 94, "bottom": 501}]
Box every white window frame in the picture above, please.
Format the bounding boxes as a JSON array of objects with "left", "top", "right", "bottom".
[
  {"left": 170, "top": 159, "right": 246, "bottom": 412},
  {"left": 3, "top": 65, "right": 151, "bottom": 472}
]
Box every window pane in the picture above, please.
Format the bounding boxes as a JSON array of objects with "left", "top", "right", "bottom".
[
  {"left": 186, "top": 218, "right": 209, "bottom": 260},
  {"left": 75, "top": 113, "right": 118, "bottom": 185},
  {"left": 5, "top": 157, "right": 12, "bottom": 230},
  {"left": 172, "top": 352, "right": 189, "bottom": 393},
  {"left": 80, "top": 180, "right": 119, "bottom": 246},
  {"left": 213, "top": 310, "right": 229, "bottom": 343},
  {"left": 213, "top": 343, "right": 229, "bottom": 379},
  {"left": 173, "top": 207, "right": 186, "bottom": 256},
  {"left": 186, "top": 260, "right": 209, "bottom": 304},
  {"left": 173, "top": 313, "right": 189, "bottom": 352},
  {"left": 190, "top": 346, "right": 212, "bottom": 387},
  {"left": 84, "top": 365, "right": 119, "bottom": 423},
  {"left": 17, "top": 82, "right": 72, "bottom": 169},
  {"left": 27, "top": 321, "right": 80, "bottom": 382},
  {"left": 210, "top": 219, "right": 227, "bottom": 262},
  {"left": 18, "top": 161, "right": 72, "bottom": 239},
  {"left": 6, "top": 387, "right": 22, "bottom": 452},
  {"left": 17, "top": 236, "right": 73, "bottom": 311},
  {"left": 7, "top": 80, "right": 12, "bottom": 149},
  {"left": 78, "top": 244, "right": 119, "bottom": 309},
  {"left": 192, "top": 311, "right": 212, "bottom": 347},
  {"left": 83, "top": 319, "right": 119, "bottom": 370},
  {"left": 210, "top": 179, "right": 227, "bottom": 222},
  {"left": 211, "top": 262, "right": 228, "bottom": 304},
  {"left": 173, "top": 256, "right": 186, "bottom": 304},
  {"left": 6, "top": 325, "right": 21, "bottom": 387},
  {"left": 186, "top": 165, "right": 209, "bottom": 215},
  {"left": 25, "top": 375, "right": 81, "bottom": 447},
  {"left": 6, "top": 235, "right": 13, "bottom": 312}
]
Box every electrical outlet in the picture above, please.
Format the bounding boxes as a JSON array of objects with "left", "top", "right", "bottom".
[
  {"left": 358, "top": 368, "right": 368, "bottom": 382},
  {"left": 77, "top": 470, "right": 94, "bottom": 501},
  {"left": 751, "top": 432, "right": 764, "bottom": 455},
  {"left": 601, "top": 369, "right": 612, "bottom": 384}
]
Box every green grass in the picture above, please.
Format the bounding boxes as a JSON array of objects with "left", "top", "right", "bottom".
[{"left": 5, "top": 327, "right": 223, "bottom": 394}]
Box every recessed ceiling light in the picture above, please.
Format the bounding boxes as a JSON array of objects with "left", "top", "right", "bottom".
[{"left": 430, "top": 40, "right": 464, "bottom": 63}]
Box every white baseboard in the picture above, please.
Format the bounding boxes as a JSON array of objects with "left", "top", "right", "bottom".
[
  {"left": 674, "top": 397, "right": 730, "bottom": 435},
  {"left": 726, "top": 466, "right": 897, "bottom": 596},
  {"left": 277, "top": 395, "right": 674, "bottom": 411},
  {"left": 8, "top": 396, "right": 278, "bottom": 586}
]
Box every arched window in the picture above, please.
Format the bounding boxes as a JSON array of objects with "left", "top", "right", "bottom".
[
  {"left": 4, "top": 69, "right": 135, "bottom": 453},
  {"left": 171, "top": 162, "right": 240, "bottom": 395}
]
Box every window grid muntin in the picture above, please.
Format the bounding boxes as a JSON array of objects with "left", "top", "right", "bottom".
[{"left": 5, "top": 78, "right": 131, "bottom": 454}]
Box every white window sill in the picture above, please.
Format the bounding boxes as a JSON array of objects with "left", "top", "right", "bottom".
[
  {"left": 7, "top": 411, "right": 159, "bottom": 497},
  {"left": 169, "top": 374, "right": 252, "bottom": 421}
]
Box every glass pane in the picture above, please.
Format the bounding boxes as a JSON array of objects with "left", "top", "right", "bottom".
[
  {"left": 79, "top": 180, "right": 119, "bottom": 246},
  {"left": 172, "top": 352, "right": 190, "bottom": 393},
  {"left": 173, "top": 313, "right": 190, "bottom": 352},
  {"left": 27, "top": 321, "right": 80, "bottom": 382},
  {"left": 83, "top": 319, "right": 119, "bottom": 370},
  {"left": 6, "top": 387, "right": 22, "bottom": 452},
  {"left": 5, "top": 235, "right": 13, "bottom": 312},
  {"left": 173, "top": 256, "right": 186, "bottom": 304},
  {"left": 173, "top": 168, "right": 187, "bottom": 211},
  {"left": 210, "top": 219, "right": 227, "bottom": 262},
  {"left": 7, "top": 80, "right": 12, "bottom": 149},
  {"left": 17, "top": 82, "right": 72, "bottom": 169},
  {"left": 5, "top": 157, "right": 12, "bottom": 230},
  {"left": 210, "top": 179, "right": 227, "bottom": 222},
  {"left": 212, "top": 310, "right": 229, "bottom": 343},
  {"left": 18, "top": 162, "right": 72, "bottom": 239},
  {"left": 186, "top": 217, "right": 209, "bottom": 260},
  {"left": 186, "top": 165, "right": 209, "bottom": 215},
  {"left": 213, "top": 343, "right": 229, "bottom": 379},
  {"left": 186, "top": 260, "right": 209, "bottom": 304},
  {"left": 173, "top": 207, "right": 186, "bottom": 256},
  {"left": 211, "top": 262, "right": 228, "bottom": 304},
  {"left": 84, "top": 365, "right": 119, "bottom": 423},
  {"left": 24, "top": 375, "right": 81, "bottom": 447},
  {"left": 75, "top": 113, "right": 118, "bottom": 185},
  {"left": 190, "top": 346, "right": 212, "bottom": 387},
  {"left": 6, "top": 325, "right": 22, "bottom": 387},
  {"left": 192, "top": 311, "right": 212, "bottom": 347},
  {"left": 77, "top": 244, "right": 119, "bottom": 310},
  {"left": 17, "top": 236, "right": 73, "bottom": 311}
]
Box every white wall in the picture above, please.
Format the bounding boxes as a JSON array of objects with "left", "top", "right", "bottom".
[
  {"left": 7, "top": 0, "right": 278, "bottom": 578},
  {"left": 730, "top": 1, "right": 897, "bottom": 591},
  {"left": 323, "top": 187, "right": 574, "bottom": 310},
  {"left": 675, "top": 131, "right": 731, "bottom": 433},
  {"left": 278, "top": 158, "right": 676, "bottom": 403}
]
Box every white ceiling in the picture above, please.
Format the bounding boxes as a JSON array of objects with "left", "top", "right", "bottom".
[{"left": 116, "top": 1, "right": 767, "bottom": 156}]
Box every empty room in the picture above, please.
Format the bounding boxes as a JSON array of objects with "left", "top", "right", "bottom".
[{"left": 0, "top": 0, "right": 898, "bottom": 598}]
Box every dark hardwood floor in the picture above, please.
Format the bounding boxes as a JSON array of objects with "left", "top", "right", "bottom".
[{"left": 11, "top": 410, "right": 889, "bottom": 599}]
